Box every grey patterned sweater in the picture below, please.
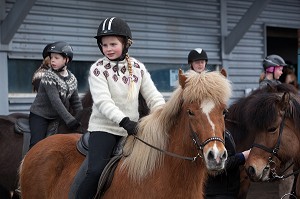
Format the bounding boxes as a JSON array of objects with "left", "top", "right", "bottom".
[{"left": 30, "top": 68, "right": 83, "bottom": 126}]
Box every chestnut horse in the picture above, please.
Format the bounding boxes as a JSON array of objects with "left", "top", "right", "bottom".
[
  {"left": 19, "top": 69, "right": 232, "bottom": 199},
  {"left": 225, "top": 83, "right": 299, "bottom": 199}
]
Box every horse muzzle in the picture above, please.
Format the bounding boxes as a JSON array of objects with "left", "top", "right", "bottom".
[
  {"left": 204, "top": 147, "right": 227, "bottom": 171},
  {"left": 245, "top": 164, "right": 271, "bottom": 182}
]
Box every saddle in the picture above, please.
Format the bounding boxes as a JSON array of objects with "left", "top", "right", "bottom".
[
  {"left": 69, "top": 133, "right": 125, "bottom": 199},
  {"left": 15, "top": 118, "right": 58, "bottom": 135},
  {"left": 14, "top": 118, "right": 59, "bottom": 158}
]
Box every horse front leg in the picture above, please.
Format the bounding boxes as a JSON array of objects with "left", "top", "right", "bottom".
[{"left": 238, "top": 166, "right": 251, "bottom": 199}]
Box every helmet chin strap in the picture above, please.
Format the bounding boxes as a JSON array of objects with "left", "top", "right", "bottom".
[
  {"left": 52, "top": 59, "right": 68, "bottom": 72},
  {"left": 109, "top": 53, "right": 126, "bottom": 62},
  {"left": 52, "top": 65, "right": 66, "bottom": 72}
]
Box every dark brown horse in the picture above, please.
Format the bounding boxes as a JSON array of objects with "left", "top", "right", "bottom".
[
  {"left": 19, "top": 70, "right": 232, "bottom": 199},
  {"left": 243, "top": 89, "right": 300, "bottom": 198},
  {"left": 0, "top": 113, "right": 28, "bottom": 199},
  {"left": 226, "top": 83, "right": 299, "bottom": 198},
  {"left": 227, "top": 83, "right": 298, "bottom": 153},
  {"left": 0, "top": 92, "right": 92, "bottom": 199}
]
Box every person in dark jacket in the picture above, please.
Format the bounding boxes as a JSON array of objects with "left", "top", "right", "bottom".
[
  {"left": 29, "top": 41, "right": 83, "bottom": 149},
  {"left": 205, "top": 130, "right": 250, "bottom": 199},
  {"left": 259, "top": 54, "right": 287, "bottom": 89}
]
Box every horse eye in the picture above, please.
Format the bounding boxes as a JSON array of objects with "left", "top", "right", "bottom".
[
  {"left": 267, "top": 127, "right": 277, "bottom": 133},
  {"left": 187, "top": 109, "right": 194, "bottom": 116},
  {"left": 223, "top": 109, "right": 228, "bottom": 116}
]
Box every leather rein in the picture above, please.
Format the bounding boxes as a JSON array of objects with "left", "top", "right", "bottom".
[{"left": 132, "top": 128, "right": 225, "bottom": 162}]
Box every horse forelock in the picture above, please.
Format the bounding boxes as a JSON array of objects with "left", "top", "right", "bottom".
[
  {"left": 183, "top": 70, "right": 232, "bottom": 105},
  {"left": 244, "top": 94, "right": 281, "bottom": 131},
  {"left": 121, "top": 87, "right": 186, "bottom": 182}
]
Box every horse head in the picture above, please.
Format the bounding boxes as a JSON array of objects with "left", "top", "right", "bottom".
[
  {"left": 178, "top": 69, "right": 231, "bottom": 171},
  {"left": 244, "top": 91, "right": 300, "bottom": 182}
]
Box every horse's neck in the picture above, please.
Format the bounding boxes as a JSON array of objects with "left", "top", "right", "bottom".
[{"left": 155, "top": 159, "right": 206, "bottom": 197}]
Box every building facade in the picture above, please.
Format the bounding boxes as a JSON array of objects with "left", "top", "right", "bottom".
[{"left": 0, "top": 0, "right": 299, "bottom": 114}]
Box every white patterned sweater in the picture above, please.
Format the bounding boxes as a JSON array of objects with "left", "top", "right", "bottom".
[{"left": 88, "top": 57, "right": 165, "bottom": 136}]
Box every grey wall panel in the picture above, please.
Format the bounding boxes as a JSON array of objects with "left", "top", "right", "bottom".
[
  {"left": 8, "top": 0, "right": 222, "bottom": 65},
  {"left": 6, "top": 0, "right": 222, "bottom": 112},
  {"left": 4, "top": 0, "right": 300, "bottom": 111},
  {"left": 226, "top": 0, "right": 300, "bottom": 102}
]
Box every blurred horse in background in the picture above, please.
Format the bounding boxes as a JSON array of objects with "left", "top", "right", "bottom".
[{"left": 226, "top": 83, "right": 299, "bottom": 199}]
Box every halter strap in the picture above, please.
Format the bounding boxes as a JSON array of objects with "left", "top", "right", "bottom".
[{"left": 252, "top": 112, "right": 286, "bottom": 160}]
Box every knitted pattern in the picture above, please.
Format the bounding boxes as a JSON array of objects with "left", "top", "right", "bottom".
[
  {"left": 30, "top": 69, "right": 82, "bottom": 125},
  {"left": 88, "top": 56, "right": 165, "bottom": 136}
]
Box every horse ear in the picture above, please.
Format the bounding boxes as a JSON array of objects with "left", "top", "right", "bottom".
[
  {"left": 279, "top": 92, "right": 290, "bottom": 111},
  {"left": 178, "top": 69, "right": 187, "bottom": 88},
  {"left": 220, "top": 68, "right": 227, "bottom": 78}
]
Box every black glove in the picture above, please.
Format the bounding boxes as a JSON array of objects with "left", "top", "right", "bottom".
[
  {"left": 67, "top": 119, "right": 81, "bottom": 131},
  {"left": 119, "top": 117, "right": 137, "bottom": 135}
]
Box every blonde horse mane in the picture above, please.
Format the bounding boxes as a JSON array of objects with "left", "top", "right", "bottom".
[{"left": 121, "top": 70, "right": 231, "bottom": 182}]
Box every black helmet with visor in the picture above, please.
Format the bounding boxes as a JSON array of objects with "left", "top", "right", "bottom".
[
  {"left": 263, "top": 54, "right": 287, "bottom": 72},
  {"left": 188, "top": 48, "right": 208, "bottom": 64},
  {"left": 95, "top": 17, "right": 132, "bottom": 61},
  {"left": 47, "top": 41, "right": 73, "bottom": 62}
]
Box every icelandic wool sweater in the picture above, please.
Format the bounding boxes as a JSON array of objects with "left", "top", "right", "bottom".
[
  {"left": 30, "top": 68, "right": 83, "bottom": 125},
  {"left": 88, "top": 56, "right": 165, "bottom": 136}
]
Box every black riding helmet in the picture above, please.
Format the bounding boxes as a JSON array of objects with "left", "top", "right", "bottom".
[
  {"left": 42, "top": 43, "right": 53, "bottom": 59},
  {"left": 47, "top": 41, "right": 73, "bottom": 62},
  {"left": 188, "top": 48, "right": 208, "bottom": 64},
  {"left": 94, "top": 17, "right": 132, "bottom": 61},
  {"left": 263, "top": 54, "right": 287, "bottom": 71}
]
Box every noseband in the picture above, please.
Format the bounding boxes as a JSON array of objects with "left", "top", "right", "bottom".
[{"left": 252, "top": 112, "right": 286, "bottom": 161}]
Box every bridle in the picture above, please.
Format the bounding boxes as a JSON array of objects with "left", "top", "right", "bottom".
[
  {"left": 132, "top": 121, "right": 225, "bottom": 162},
  {"left": 252, "top": 111, "right": 286, "bottom": 166},
  {"left": 252, "top": 111, "right": 300, "bottom": 182}
]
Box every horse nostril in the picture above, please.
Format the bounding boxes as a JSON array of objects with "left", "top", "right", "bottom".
[
  {"left": 207, "top": 151, "right": 214, "bottom": 160},
  {"left": 222, "top": 150, "right": 227, "bottom": 160},
  {"left": 247, "top": 166, "right": 256, "bottom": 177}
]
